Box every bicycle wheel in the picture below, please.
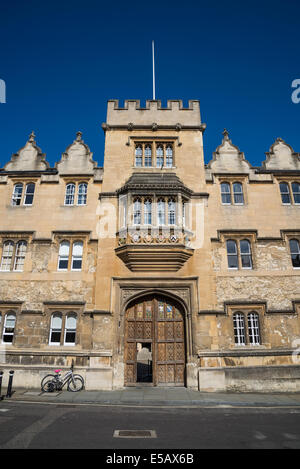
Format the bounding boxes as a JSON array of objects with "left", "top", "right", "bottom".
[
  {"left": 41, "top": 375, "right": 56, "bottom": 393},
  {"left": 67, "top": 376, "right": 84, "bottom": 392}
]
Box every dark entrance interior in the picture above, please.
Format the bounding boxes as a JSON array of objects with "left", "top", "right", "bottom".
[
  {"left": 124, "top": 295, "right": 186, "bottom": 387},
  {"left": 136, "top": 342, "right": 152, "bottom": 383}
]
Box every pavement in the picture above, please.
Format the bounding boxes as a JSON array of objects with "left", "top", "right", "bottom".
[{"left": 2, "top": 387, "right": 300, "bottom": 407}]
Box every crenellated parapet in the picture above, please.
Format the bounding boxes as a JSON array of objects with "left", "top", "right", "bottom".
[{"left": 104, "top": 99, "right": 204, "bottom": 129}]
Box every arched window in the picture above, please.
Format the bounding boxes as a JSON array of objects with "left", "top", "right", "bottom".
[
  {"left": 58, "top": 241, "right": 70, "bottom": 270},
  {"left": 289, "top": 239, "right": 300, "bottom": 268},
  {"left": 11, "top": 183, "right": 23, "bottom": 206},
  {"left": 0, "top": 241, "right": 14, "bottom": 271},
  {"left": 77, "top": 183, "right": 87, "bottom": 205},
  {"left": 13, "top": 241, "right": 27, "bottom": 271},
  {"left": 64, "top": 314, "right": 77, "bottom": 345},
  {"left": 165, "top": 145, "right": 173, "bottom": 168},
  {"left": 292, "top": 182, "right": 300, "bottom": 204},
  {"left": 71, "top": 241, "right": 83, "bottom": 271},
  {"left": 233, "top": 182, "right": 244, "bottom": 205},
  {"left": 279, "top": 182, "right": 291, "bottom": 204},
  {"left": 168, "top": 198, "right": 176, "bottom": 225},
  {"left": 49, "top": 313, "right": 62, "bottom": 345},
  {"left": 157, "top": 198, "right": 165, "bottom": 225},
  {"left": 240, "top": 239, "right": 252, "bottom": 269},
  {"left": 156, "top": 145, "right": 164, "bottom": 167},
  {"left": 24, "top": 183, "right": 35, "bottom": 205},
  {"left": 135, "top": 145, "right": 143, "bottom": 167},
  {"left": 133, "top": 198, "right": 141, "bottom": 225},
  {"left": 144, "top": 145, "right": 152, "bottom": 167},
  {"left": 65, "top": 183, "right": 75, "bottom": 205},
  {"left": 233, "top": 312, "right": 245, "bottom": 346},
  {"left": 221, "top": 182, "right": 231, "bottom": 204},
  {"left": 2, "top": 313, "right": 16, "bottom": 344},
  {"left": 247, "top": 312, "right": 260, "bottom": 345},
  {"left": 144, "top": 199, "right": 152, "bottom": 225},
  {"left": 226, "top": 240, "right": 238, "bottom": 269}
]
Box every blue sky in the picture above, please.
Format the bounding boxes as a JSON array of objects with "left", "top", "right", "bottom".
[{"left": 0, "top": 0, "right": 299, "bottom": 168}]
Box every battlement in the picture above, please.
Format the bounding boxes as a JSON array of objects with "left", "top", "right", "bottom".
[{"left": 106, "top": 99, "right": 202, "bottom": 128}]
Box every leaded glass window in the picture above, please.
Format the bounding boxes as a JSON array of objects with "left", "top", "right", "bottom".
[
  {"left": 71, "top": 241, "right": 83, "bottom": 271},
  {"left": 221, "top": 182, "right": 231, "bottom": 204},
  {"left": 12, "top": 184, "right": 23, "bottom": 206},
  {"left": 2, "top": 313, "right": 16, "bottom": 344},
  {"left": 13, "top": 241, "right": 27, "bottom": 271},
  {"left": 24, "top": 183, "right": 35, "bottom": 205},
  {"left": 0, "top": 241, "right": 14, "bottom": 271},
  {"left": 280, "top": 182, "right": 291, "bottom": 204},
  {"left": 144, "top": 145, "right": 152, "bottom": 167},
  {"left": 233, "top": 182, "right": 244, "bottom": 205},
  {"left": 292, "top": 182, "right": 300, "bottom": 204},
  {"left": 64, "top": 314, "right": 77, "bottom": 345},
  {"left": 49, "top": 313, "right": 62, "bottom": 345},
  {"left": 248, "top": 312, "right": 260, "bottom": 345},
  {"left": 65, "top": 183, "right": 75, "bottom": 205},
  {"left": 233, "top": 313, "right": 245, "bottom": 346},
  {"left": 165, "top": 145, "right": 173, "bottom": 168},
  {"left": 157, "top": 198, "right": 165, "bottom": 225},
  {"left": 58, "top": 241, "right": 70, "bottom": 270},
  {"left": 226, "top": 240, "right": 238, "bottom": 269},
  {"left": 289, "top": 239, "right": 300, "bottom": 268},
  {"left": 240, "top": 239, "right": 252, "bottom": 269},
  {"left": 77, "top": 183, "right": 87, "bottom": 205},
  {"left": 133, "top": 198, "right": 141, "bottom": 225},
  {"left": 156, "top": 145, "right": 164, "bottom": 167},
  {"left": 168, "top": 198, "right": 176, "bottom": 225},
  {"left": 144, "top": 199, "right": 152, "bottom": 225}
]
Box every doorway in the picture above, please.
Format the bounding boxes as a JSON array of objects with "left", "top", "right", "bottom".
[{"left": 124, "top": 295, "right": 186, "bottom": 386}]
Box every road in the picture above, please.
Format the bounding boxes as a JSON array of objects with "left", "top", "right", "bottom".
[{"left": 0, "top": 401, "right": 300, "bottom": 451}]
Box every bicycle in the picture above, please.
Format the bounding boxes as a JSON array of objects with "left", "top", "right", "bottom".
[{"left": 41, "top": 363, "right": 84, "bottom": 392}]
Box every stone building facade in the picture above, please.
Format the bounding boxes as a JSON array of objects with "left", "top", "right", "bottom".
[{"left": 0, "top": 99, "right": 300, "bottom": 392}]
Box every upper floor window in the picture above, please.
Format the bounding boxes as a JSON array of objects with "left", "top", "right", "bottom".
[
  {"left": 65, "top": 183, "right": 75, "bottom": 205},
  {"left": 168, "top": 198, "right": 176, "bottom": 225},
  {"left": 279, "top": 181, "right": 300, "bottom": 205},
  {"left": 157, "top": 198, "right": 165, "bottom": 225},
  {"left": 156, "top": 145, "right": 164, "bottom": 168},
  {"left": 135, "top": 146, "right": 143, "bottom": 167},
  {"left": 165, "top": 145, "right": 173, "bottom": 168},
  {"left": 144, "top": 199, "right": 152, "bottom": 225},
  {"left": 12, "top": 183, "right": 35, "bottom": 206},
  {"left": 65, "top": 182, "right": 87, "bottom": 206},
  {"left": 233, "top": 311, "right": 260, "bottom": 346},
  {"left": 144, "top": 145, "right": 152, "bottom": 167},
  {"left": 77, "top": 183, "right": 87, "bottom": 205},
  {"left": 226, "top": 239, "right": 252, "bottom": 270},
  {"left": 0, "top": 240, "right": 27, "bottom": 272},
  {"left": 133, "top": 198, "right": 142, "bottom": 225},
  {"left": 289, "top": 239, "right": 300, "bottom": 268},
  {"left": 134, "top": 142, "right": 174, "bottom": 168},
  {"left": 58, "top": 240, "right": 83, "bottom": 271},
  {"left": 220, "top": 181, "right": 244, "bottom": 205}
]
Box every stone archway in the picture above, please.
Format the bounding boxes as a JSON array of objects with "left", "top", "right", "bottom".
[{"left": 124, "top": 294, "right": 186, "bottom": 387}]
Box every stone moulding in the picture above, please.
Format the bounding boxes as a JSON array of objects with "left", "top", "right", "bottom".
[
  {"left": 198, "top": 300, "right": 300, "bottom": 316},
  {"left": 115, "top": 244, "right": 194, "bottom": 272}
]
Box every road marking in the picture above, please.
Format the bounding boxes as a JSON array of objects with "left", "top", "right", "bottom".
[
  {"left": 0, "top": 409, "right": 9, "bottom": 412},
  {"left": 0, "top": 407, "right": 70, "bottom": 449},
  {"left": 254, "top": 431, "right": 267, "bottom": 440}
]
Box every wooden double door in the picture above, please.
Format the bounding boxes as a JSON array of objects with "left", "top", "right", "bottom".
[{"left": 124, "top": 295, "right": 186, "bottom": 387}]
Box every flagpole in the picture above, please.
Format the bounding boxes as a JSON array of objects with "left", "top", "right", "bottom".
[{"left": 152, "top": 40, "right": 155, "bottom": 100}]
